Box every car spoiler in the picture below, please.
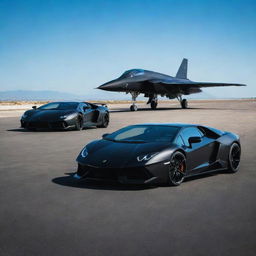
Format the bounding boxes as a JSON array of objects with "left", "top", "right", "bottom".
[{"left": 86, "top": 102, "right": 108, "bottom": 108}]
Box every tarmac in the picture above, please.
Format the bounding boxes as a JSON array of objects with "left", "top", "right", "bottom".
[{"left": 0, "top": 100, "right": 255, "bottom": 256}]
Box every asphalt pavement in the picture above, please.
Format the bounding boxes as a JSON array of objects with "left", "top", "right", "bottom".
[{"left": 0, "top": 100, "right": 255, "bottom": 256}]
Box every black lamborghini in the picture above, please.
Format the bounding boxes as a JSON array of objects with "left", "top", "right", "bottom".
[
  {"left": 74, "top": 123, "right": 241, "bottom": 186},
  {"left": 20, "top": 101, "right": 109, "bottom": 131}
]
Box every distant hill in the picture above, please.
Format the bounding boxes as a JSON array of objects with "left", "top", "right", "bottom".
[
  {"left": 0, "top": 90, "right": 143, "bottom": 101},
  {"left": 0, "top": 90, "right": 85, "bottom": 101},
  {"left": 0, "top": 89, "right": 239, "bottom": 101}
]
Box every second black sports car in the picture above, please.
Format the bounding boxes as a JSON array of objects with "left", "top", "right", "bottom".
[
  {"left": 20, "top": 101, "right": 109, "bottom": 131},
  {"left": 74, "top": 123, "right": 241, "bottom": 186}
]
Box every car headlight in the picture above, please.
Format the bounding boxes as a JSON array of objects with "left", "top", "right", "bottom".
[
  {"left": 81, "top": 147, "right": 88, "bottom": 158},
  {"left": 137, "top": 152, "right": 158, "bottom": 162},
  {"left": 60, "top": 113, "right": 77, "bottom": 120}
]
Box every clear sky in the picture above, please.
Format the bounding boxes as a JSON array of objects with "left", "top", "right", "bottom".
[{"left": 0, "top": 0, "right": 255, "bottom": 99}]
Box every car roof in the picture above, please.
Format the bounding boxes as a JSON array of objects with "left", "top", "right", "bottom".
[
  {"left": 46, "top": 101, "right": 81, "bottom": 104},
  {"left": 135, "top": 123, "right": 224, "bottom": 135},
  {"left": 136, "top": 123, "right": 200, "bottom": 128}
]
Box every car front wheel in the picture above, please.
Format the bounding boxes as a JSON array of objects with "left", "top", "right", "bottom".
[
  {"left": 168, "top": 151, "right": 186, "bottom": 186},
  {"left": 75, "top": 116, "right": 83, "bottom": 131}
]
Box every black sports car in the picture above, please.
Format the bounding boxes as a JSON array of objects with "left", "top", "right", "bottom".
[
  {"left": 74, "top": 123, "right": 241, "bottom": 186},
  {"left": 20, "top": 101, "right": 109, "bottom": 131}
]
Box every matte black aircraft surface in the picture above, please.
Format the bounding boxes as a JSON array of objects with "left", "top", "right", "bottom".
[
  {"left": 98, "top": 59, "right": 246, "bottom": 111},
  {"left": 20, "top": 102, "right": 109, "bottom": 131},
  {"left": 74, "top": 123, "right": 241, "bottom": 186}
]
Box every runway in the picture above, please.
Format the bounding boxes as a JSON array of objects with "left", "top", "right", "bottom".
[{"left": 0, "top": 100, "right": 255, "bottom": 256}]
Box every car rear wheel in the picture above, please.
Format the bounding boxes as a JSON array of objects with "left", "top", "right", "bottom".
[
  {"left": 168, "top": 151, "right": 186, "bottom": 186},
  {"left": 228, "top": 143, "right": 241, "bottom": 173},
  {"left": 75, "top": 116, "right": 83, "bottom": 131},
  {"left": 97, "top": 114, "right": 109, "bottom": 128}
]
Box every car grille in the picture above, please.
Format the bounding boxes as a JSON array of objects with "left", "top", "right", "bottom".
[
  {"left": 28, "top": 121, "right": 49, "bottom": 129},
  {"left": 77, "top": 164, "right": 152, "bottom": 181},
  {"left": 26, "top": 121, "right": 66, "bottom": 129}
]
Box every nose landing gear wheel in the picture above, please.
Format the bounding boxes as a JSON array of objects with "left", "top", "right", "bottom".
[
  {"left": 130, "top": 105, "right": 138, "bottom": 111},
  {"left": 168, "top": 151, "right": 186, "bottom": 186}
]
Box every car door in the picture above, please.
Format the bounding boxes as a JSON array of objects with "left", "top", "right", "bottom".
[
  {"left": 80, "top": 103, "right": 94, "bottom": 125},
  {"left": 180, "top": 127, "right": 215, "bottom": 174}
]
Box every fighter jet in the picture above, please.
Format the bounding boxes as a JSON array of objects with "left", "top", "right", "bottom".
[{"left": 97, "top": 59, "right": 246, "bottom": 111}]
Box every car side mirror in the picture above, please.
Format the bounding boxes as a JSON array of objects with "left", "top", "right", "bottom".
[
  {"left": 32, "top": 106, "right": 37, "bottom": 109},
  {"left": 83, "top": 106, "right": 90, "bottom": 111},
  {"left": 102, "top": 133, "right": 109, "bottom": 138},
  {"left": 188, "top": 136, "right": 201, "bottom": 145}
]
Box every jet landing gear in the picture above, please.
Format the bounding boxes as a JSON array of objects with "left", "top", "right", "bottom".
[
  {"left": 146, "top": 94, "right": 158, "bottom": 110},
  {"left": 177, "top": 96, "right": 188, "bottom": 109},
  {"left": 150, "top": 98, "right": 158, "bottom": 110},
  {"left": 130, "top": 92, "right": 139, "bottom": 111}
]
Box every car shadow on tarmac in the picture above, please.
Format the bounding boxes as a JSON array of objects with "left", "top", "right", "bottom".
[
  {"left": 52, "top": 172, "right": 158, "bottom": 191},
  {"left": 52, "top": 171, "right": 227, "bottom": 191},
  {"left": 7, "top": 127, "right": 96, "bottom": 132},
  {"left": 184, "top": 170, "right": 227, "bottom": 183},
  {"left": 7, "top": 128, "right": 32, "bottom": 132}
]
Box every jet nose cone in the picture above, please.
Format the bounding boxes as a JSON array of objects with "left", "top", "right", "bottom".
[
  {"left": 97, "top": 84, "right": 107, "bottom": 90},
  {"left": 97, "top": 83, "right": 110, "bottom": 90},
  {"left": 97, "top": 80, "right": 122, "bottom": 91}
]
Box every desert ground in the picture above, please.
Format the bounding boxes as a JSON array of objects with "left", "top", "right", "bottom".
[{"left": 0, "top": 99, "right": 255, "bottom": 256}]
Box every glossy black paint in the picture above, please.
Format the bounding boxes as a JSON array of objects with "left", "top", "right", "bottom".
[
  {"left": 20, "top": 101, "right": 109, "bottom": 131},
  {"left": 75, "top": 123, "right": 240, "bottom": 184}
]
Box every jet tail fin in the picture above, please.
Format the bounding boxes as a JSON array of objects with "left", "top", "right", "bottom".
[{"left": 176, "top": 58, "right": 188, "bottom": 79}]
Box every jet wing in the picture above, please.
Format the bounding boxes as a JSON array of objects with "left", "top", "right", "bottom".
[
  {"left": 185, "top": 81, "right": 246, "bottom": 87},
  {"left": 150, "top": 79, "right": 246, "bottom": 87}
]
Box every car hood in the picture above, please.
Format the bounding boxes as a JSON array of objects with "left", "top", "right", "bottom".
[
  {"left": 77, "top": 139, "right": 172, "bottom": 168},
  {"left": 26, "top": 109, "right": 76, "bottom": 121}
]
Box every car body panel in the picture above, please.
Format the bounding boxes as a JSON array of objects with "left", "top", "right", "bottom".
[
  {"left": 75, "top": 123, "right": 240, "bottom": 184},
  {"left": 20, "top": 102, "right": 109, "bottom": 130}
]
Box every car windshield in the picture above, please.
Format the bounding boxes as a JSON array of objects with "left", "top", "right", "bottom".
[
  {"left": 38, "top": 102, "right": 79, "bottom": 110},
  {"left": 104, "top": 125, "right": 180, "bottom": 143}
]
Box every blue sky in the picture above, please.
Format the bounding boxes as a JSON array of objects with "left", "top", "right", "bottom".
[{"left": 0, "top": 0, "right": 255, "bottom": 99}]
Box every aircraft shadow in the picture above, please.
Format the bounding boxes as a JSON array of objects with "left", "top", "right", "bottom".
[
  {"left": 52, "top": 172, "right": 157, "bottom": 191},
  {"left": 110, "top": 107, "right": 190, "bottom": 113},
  {"left": 109, "top": 107, "right": 232, "bottom": 113}
]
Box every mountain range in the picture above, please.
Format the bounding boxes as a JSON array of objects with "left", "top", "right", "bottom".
[{"left": 0, "top": 90, "right": 226, "bottom": 101}]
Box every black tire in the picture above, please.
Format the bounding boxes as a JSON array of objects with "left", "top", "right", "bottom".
[
  {"left": 75, "top": 115, "right": 83, "bottom": 131},
  {"left": 168, "top": 151, "right": 186, "bottom": 186},
  {"left": 150, "top": 100, "right": 158, "bottom": 110},
  {"left": 228, "top": 143, "right": 241, "bottom": 173},
  {"left": 97, "top": 113, "right": 109, "bottom": 128},
  {"left": 130, "top": 105, "right": 138, "bottom": 111},
  {"left": 181, "top": 99, "right": 188, "bottom": 109}
]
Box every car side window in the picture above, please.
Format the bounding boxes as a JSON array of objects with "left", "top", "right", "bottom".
[
  {"left": 176, "top": 135, "right": 185, "bottom": 147},
  {"left": 180, "top": 127, "right": 202, "bottom": 147},
  {"left": 82, "top": 103, "right": 91, "bottom": 111}
]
